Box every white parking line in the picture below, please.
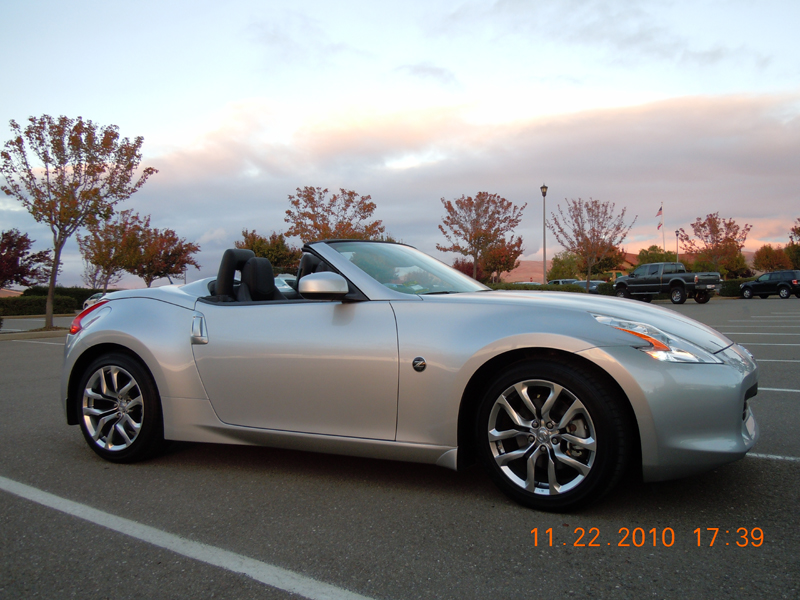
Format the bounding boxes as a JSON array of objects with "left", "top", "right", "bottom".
[
  {"left": 740, "top": 343, "right": 800, "bottom": 346},
  {"left": 11, "top": 340, "right": 65, "bottom": 346},
  {"left": 759, "top": 387, "right": 800, "bottom": 393},
  {"left": 719, "top": 332, "right": 800, "bottom": 335},
  {"left": 756, "top": 359, "right": 800, "bottom": 363},
  {"left": 749, "top": 453, "right": 800, "bottom": 463},
  {"left": 0, "top": 476, "right": 374, "bottom": 600}
]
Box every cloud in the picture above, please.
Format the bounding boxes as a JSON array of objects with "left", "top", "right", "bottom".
[
  {"left": 395, "top": 62, "right": 459, "bottom": 87},
  {"left": 247, "top": 11, "right": 366, "bottom": 67},
  {"left": 438, "top": 0, "right": 771, "bottom": 69},
  {"left": 18, "top": 91, "right": 797, "bottom": 286}
]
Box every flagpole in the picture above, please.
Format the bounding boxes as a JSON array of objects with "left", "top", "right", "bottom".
[{"left": 661, "top": 202, "right": 666, "bottom": 253}]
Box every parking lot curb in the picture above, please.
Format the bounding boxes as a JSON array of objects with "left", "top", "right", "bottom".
[{"left": 0, "top": 330, "right": 69, "bottom": 341}]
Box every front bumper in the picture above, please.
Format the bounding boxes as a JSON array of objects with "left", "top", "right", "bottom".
[{"left": 578, "top": 343, "right": 759, "bottom": 482}]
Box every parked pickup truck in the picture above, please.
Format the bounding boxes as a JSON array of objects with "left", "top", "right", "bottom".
[{"left": 614, "top": 262, "right": 721, "bottom": 304}]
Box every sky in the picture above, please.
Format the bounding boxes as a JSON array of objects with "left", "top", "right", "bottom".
[{"left": 1, "top": 0, "right": 798, "bottom": 287}]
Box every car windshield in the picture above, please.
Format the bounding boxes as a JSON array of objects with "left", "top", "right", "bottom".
[{"left": 328, "top": 241, "right": 488, "bottom": 295}]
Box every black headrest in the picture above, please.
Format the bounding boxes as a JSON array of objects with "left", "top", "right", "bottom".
[
  {"left": 240, "top": 257, "right": 278, "bottom": 301},
  {"left": 216, "top": 248, "right": 255, "bottom": 298},
  {"left": 297, "top": 253, "right": 331, "bottom": 280}
]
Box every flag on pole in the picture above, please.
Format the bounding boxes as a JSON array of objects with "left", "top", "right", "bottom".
[
  {"left": 657, "top": 221, "right": 662, "bottom": 229},
  {"left": 655, "top": 206, "right": 663, "bottom": 217}
]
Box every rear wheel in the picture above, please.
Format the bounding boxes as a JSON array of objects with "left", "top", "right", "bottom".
[
  {"left": 476, "top": 359, "right": 632, "bottom": 511},
  {"left": 670, "top": 287, "right": 687, "bottom": 304},
  {"left": 779, "top": 287, "right": 791, "bottom": 299},
  {"left": 77, "top": 353, "right": 166, "bottom": 463},
  {"left": 694, "top": 291, "right": 710, "bottom": 304}
]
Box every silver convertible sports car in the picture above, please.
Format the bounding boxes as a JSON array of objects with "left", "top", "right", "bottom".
[{"left": 62, "top": 240, "right": 759, "bottom": 511}]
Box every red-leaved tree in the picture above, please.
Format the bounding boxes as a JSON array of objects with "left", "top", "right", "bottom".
[
  {"left": 547, "top": 198, "right": 636, "bottom": 290},
  {"left": 678, "top": 212, "right": 752, "bottom": 278},
  {"left": 285, "top": 187, "right": 385, "bottom": 242},
  {"left": 437, "top": 192, "right": 526, "bottom": 279}
]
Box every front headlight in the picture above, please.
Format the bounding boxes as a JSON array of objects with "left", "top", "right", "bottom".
[{"left": 592, "top": 314, "right": 723, "bottom": 364}]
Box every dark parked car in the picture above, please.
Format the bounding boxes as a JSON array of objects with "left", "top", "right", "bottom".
[{"left": 740, "top": 270, "right": 800, "bottom": 299}]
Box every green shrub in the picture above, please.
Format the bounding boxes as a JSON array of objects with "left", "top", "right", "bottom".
[
  {"left": 491, "top": 283, "right": 588, "bottom": 293},
  {"left": 22, "top": 285, "right": 115, "bottom": 306},
  {"left": 720, "top": 277, "right": 756, "bottom": 297},
  {"left": 0, "top": 295, "right": 77, "bottom": 316}
]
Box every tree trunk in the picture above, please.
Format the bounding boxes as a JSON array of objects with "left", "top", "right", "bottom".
[
  {"left": 45, "top": 239, "right": 65, "bottom": 329},
  {"left": 472, "top": 253, "right": 478, "bottom": 279}
]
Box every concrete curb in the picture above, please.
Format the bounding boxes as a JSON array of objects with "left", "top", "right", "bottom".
[{"left": 0, "top": 330, "right": 69, "bottom": 341}]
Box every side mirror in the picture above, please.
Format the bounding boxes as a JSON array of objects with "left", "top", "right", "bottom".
[{"left": 298, "top": 272, "right": 349, "bottom": 300}]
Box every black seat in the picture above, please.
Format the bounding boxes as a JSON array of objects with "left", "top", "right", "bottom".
[
  {"left": 237, "top": 257, "right": 286, "bottom": 302},
  {"left": 296, "top": 253, "right": 331, "bottom": 282}
]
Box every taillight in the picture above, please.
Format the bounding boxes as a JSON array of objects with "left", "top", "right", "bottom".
[{"left": 69, "top": 300, "right": 109, "bottom": 335}]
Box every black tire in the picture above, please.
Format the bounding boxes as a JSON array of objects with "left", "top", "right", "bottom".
[
  {"left": 639, "top": 295, "right": 653, "bottom": 303},
  {"left": 615, "top": 287, "right": 630, "bottom": 299},
  {"left": 694, "top": 291, "right": 710, "bottom": 304},
  {"left": 779, "top": 287, "right": 791, "bottom": 299},
  {"left": 759, "top": 294, "right": 769, "bottom": 299},
  {"left": 475, "top": 359, "right": 633, "bottom": 511},
  {"left": 741, "top": 287, "right": 753, "bottom": 299},
  {"left": 76, "top": 353, "right": 166, "bottom": 463},
  {"left": 670, "top": 287, "right": 687, "bottom": 304}
]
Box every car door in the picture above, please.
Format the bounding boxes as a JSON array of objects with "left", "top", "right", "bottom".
[{"left": 192, "top": 300, "right": 399, "bottom": 440}]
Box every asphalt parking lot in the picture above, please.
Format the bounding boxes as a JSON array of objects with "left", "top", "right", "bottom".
[{"left": 1, "top": 297, "right": 798, "bottom": 599}]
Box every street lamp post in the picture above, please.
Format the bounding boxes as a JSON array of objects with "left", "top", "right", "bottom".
[
  {"left": 675, "top": 230, "right": 680, "bottom": 264},
  {"left": 541, "top": 184, "right": 548, "bottom": 284}
]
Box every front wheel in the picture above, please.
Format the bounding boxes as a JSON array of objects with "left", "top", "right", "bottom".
[
  {"left": 615, "top": 288, "right": 630, "bottom": 299},
  {"left": 779, "top": 287, "right": 791, "bottom": 299},
  {"left": 476, "top": 359, "right": 633, "bottom": 511},
  {"left": 694, "top": 291, "right": 710, "bottom": 304},
  {"left": 77, "top": 353, "right": 166, "bottom": 463},
  {"left": 670, "top": 287, "right": 687, "bottom": 304}
]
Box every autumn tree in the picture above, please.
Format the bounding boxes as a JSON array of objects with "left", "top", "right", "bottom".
[
  {"left": 437, "top": 192, "right": 526, "bottom": 279},
  {"left": 637, "top": 245, "right": 677, "bottom": 265},
  {"left": 480, "top": 236, "right": 524, "bottom": 283},
  {"left": 753, "top": 244, "right": 792, "bottom": 272},
  {"left": 678, "top": 213, "right": 752, "bottom": 279},
  {"left": 548, "top": 198, "right": 636, "bottom": 291},
  {"left": 235, "top": 229, "right": 302, "bottom": 273},
  {"left": 284, "top": 187, "right": 385, "bottom": 242},
  {"left": 786, "top": 218, "right": 800, "bottom": 269},
  {"left": 0, "top": 115, "right": 157, "bottom": 326},
  {"left": 452, "top": 257, "right": 486, "bottom": 282},
  {"left": 579, "top": 242, "right": 626, "bottom": 277},
  {"left": 547, "top": 250, "right": 581, "bottom": 281},
  {"left": 77, "top": 209, "right": 145, "bottom": 292},
  {"left": 0, "top": 229, "right": 52, "bottom": 289},
  {"left": 126, "top": 220, "right": 200, "bottom": 287}
]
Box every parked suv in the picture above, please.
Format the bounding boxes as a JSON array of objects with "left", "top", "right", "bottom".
[{"left": 740, "top": 270, "right": 800, "bottom": 299}]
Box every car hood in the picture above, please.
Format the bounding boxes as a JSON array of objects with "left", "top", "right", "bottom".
[{"left": 422, "top": 290, "right": 734, "bottom": 353}]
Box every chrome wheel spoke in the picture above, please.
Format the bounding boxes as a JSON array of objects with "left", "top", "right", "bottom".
[
  {"left": 560, "top": 433, "right": 596, "bottom": 452},
  {"left": 114, "top": 422, "right": 132, "bottom": 446},
  {"left": 495, "top": 446, "right": 532, "bottom": 467},
  {"left": 488, "top": 427, "right": 521, "bottom": 442},
  {"left": 546, "top": 452, "right": 561, "bottom": 494},
  {"left": 496, "top": 394, "right": 526, "bottom": 427},
  {"left": 513, "top": 382, "right": 538, "bottom": 421},
  {"left": 539, "top": 383, "right": 563, "bottom": 423},
  {"left": 119, "top": 378, "right": 137, "bottom": 398},
  {"left": 83, "top": 406, "right": 115, "bottom": 418},
  {"left": 554, "top": 447, "right": 592, "bottom": 476},
  {"left": 557, "top": 398, "right": 588, "bottom": 430},
  {"left": 126, "top": 395, "right": 143, "bottom": 411}
]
